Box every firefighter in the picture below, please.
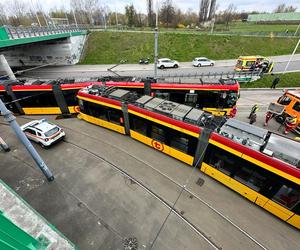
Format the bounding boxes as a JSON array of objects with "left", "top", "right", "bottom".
[
  {"left": 248, "top": 104, "right": 259, "bottom": 119},
  {"left": 230, "top": 106, "right": 237, "bottom": 118},
  {"left": 264, "top": 111, "right": 274, "bottom": 127},
  {"left": 284, "top": 116, "right": 297, "bottom": 135}
]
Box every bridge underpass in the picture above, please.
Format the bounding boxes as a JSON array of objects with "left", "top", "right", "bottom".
[{"left": 0, "top": 25, "right": 88, "bottom": 71}]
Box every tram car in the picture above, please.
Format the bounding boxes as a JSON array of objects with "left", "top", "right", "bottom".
[
  {"left": 0, "top": 78, "right": 239, "bottom": 116},
  {"left": 77, "top": 84, "right": 300, "bottom": 229}
]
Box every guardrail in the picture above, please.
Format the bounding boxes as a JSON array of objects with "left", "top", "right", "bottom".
[{"left": 0, "top": 25, "right": 87, "bottom": 40}]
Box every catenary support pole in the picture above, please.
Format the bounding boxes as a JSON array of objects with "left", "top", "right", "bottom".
[
  {"left": 283, "top": 38, "right": 300, "bottom": 74},
  {"left": 0, "top": 55, "right": 16, "bottom": 81},
  {"left": 0, "top": 99, "right": 54, "bottom": 181},
  {"left": 294, "top": 23, "right": 300, "bottom": 36},
  {"left": 154, "top": 0, "right": 159, "bottom": 80}
]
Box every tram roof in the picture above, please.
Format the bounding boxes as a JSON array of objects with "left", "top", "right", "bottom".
[
  {"left": 0, "top": 78, "right": 239, "bottom": 92},
  {"left": 219, "top": 119, "right": 300, "bottom": 169}
]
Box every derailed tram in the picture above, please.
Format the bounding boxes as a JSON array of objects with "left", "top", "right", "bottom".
[
  {"left": 0, "top": 79, "right": 239, "bottom": 116},
  {"left": 77, "top": 84, "right": 300, "bottom": 229}
]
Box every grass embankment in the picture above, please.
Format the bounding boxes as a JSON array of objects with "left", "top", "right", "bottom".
[
  {"left": 241, "top": 72, "right": 300, "bottom": 88},
  {"left": 81, "top": 31, "right": 299, "bottom": 64},
  {"left": 214, "top": 22, "right": 299, "bottom": 33}
]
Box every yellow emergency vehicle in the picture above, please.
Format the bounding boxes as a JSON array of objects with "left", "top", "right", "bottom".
[
  {"left": 235, "top": 55, "right": 274, "bottom": 73},
  {"left": 276, "top": 89, "right": 300, "bottom": 134}
]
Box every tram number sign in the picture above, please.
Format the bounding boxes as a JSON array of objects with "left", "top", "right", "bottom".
[{"left": 151, "top": 140, "right": 164, "bottom": 152}]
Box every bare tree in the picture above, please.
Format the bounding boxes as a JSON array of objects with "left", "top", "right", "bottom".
[
  {"left": 223, "top": 3, "right": 237, "bottom": 27},
  {"left": 208, "top": 0, "right": 216, "bottom": 20},
  {"left": 147, "top": 0, "right": 155, "bottom": 27},
  {"left": 199, "top": 0, "right": 217, "bottom": 23},
  {"left": 159, "top": 0, "right": 175, "bottom": 28},
  {"left": 7, "top": 0, "right": 29, "bottom": 26},
  {"left": 125, "top": 4, "right": 137, "bottom": 27},
  {"left": 273, "top": 4, "right": 297, "bottom": 13},
  {"left": 0, "top": 3, "right": 8, "bottom": 25}
]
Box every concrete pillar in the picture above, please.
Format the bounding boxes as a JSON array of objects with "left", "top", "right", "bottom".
[
  {"left": 0, "top": 136, "right": 10, "bottom": 152},
  {"left": 0, "top": 55, "right": 16, "bottom": 80}
]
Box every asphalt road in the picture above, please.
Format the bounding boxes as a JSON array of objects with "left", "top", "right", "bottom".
[
  {"left": 0, "top": 89, "right": 298, "bottom": 249},
  {"left": 1, "top": 112, "right": 299, "bottom": 250},
  {"left": 23, "top": 54, "right": 300, "bottom": 79}
]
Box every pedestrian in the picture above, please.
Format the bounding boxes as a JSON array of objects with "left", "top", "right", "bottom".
[
  {"left": 249, "top": 113, "right": 257, "bottom": 125},
  {"left": 284, "top": 116, "right": 297, "bottom": 135},
  {"left": 264, "top": 111, "right": 273, "bottom": 126},
  {"left": 248, "top": 104, "right": 259, "bottom": 119},
  {"left": 270, "top": 76, "right": 280, "bottom": 89}
]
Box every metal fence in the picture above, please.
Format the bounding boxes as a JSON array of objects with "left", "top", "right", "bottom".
[{"left": 2, "top": 25, "right": 87, "bottom": 40}]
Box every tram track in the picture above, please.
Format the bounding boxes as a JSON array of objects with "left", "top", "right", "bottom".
[{"left": 13, "top": 115, "right": 269, "bottom": 249}]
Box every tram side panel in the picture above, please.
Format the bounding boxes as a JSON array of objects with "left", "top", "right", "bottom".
[
  {"left": 127, "top": 105, "right": 300, "bottom": 229},
  {"left": 13, "top": 89, "right": 60, "bottom": 115},
  {"left": 201, "top": 140, "right": 300, "bottom": 229},
  {"left": 77, "top": 96, "right": 126, "bottom": 135}
]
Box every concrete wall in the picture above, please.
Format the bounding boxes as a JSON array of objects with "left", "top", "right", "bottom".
[{"left": 1, "top": 34, "right": 86, "bottom": 68}]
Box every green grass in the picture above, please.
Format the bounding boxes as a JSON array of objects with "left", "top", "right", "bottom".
[
  {"left": 214, "top": 22, "right": 299, "bottom": 33},
  {"left": 81, "top": 31, "right": 299, "bottom": 64},
  {"left": 241, "top": 72, "right": 300, "bottom": 88}
]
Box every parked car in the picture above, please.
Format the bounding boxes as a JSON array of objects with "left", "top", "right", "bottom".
[
  {"left": 193, "top": 57, "right": 215, "bottom": 67},
  {"left": 157, "top": 58, "right": 179, "bottom": 69},
  {"left": 21, "top": 119, "right": 65, "bottom": 148}
]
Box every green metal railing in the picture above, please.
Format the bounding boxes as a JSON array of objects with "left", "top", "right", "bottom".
[
  {"left": 0, "top": 211, "right": 48, "bottom": 250},
  {"left": 0, "top": 25, "right": 88, "bottom": 49}
]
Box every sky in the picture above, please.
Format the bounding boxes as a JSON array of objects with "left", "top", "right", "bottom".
[{"left": 27, "top": 0, "right": 300, "bottom": 13}]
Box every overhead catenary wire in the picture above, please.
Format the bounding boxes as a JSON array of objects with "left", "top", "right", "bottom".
[
  {"left": 149, "top": 133, "right": 214, "bottom": 249},
  {"left": 0, "top": 59, "right": 70, "bottom": 80}
]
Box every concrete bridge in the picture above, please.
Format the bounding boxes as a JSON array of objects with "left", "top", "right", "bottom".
[{"left": 0, "top": 25, "right": 88, "bottom": 68}]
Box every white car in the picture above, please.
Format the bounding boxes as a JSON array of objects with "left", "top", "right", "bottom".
[
  {"left": 157, "top": 58, "right": 179, "bottom": 69},
  {"left": 193, "top": 57, "right": 215, "bottom": 67},
  {"left": 21, "top": 119, "right": 65, "bottom": 148}
]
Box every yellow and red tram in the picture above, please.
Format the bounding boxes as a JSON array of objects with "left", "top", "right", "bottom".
[
  {"left": 0, "top": 79, "right": 239, "bottom": 116},
  {"left": 77, "top": 85, "right": 300, "bottom": 229}
]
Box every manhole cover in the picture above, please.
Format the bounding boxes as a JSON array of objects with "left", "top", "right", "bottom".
[
  {"left": 196, "top": 177, "right": 205, "bottom": 186},
  {"left": 124, "top": 237, "right": 138, "bottom": 250}
]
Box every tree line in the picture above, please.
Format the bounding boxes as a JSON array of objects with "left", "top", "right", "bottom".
[{"left": 0, "top": 0, "right": 297, "bottom": 28}]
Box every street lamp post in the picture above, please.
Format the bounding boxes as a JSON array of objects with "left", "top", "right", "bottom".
[{"left": 154, "top": 1, "right": 159, "bottom": 80}]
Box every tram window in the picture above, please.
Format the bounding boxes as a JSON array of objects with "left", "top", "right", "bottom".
[
  {"left": 130, "top": 115, "right": 147, "bottom": 135},
  {"left": 233, "top": 165, "right": 267, "bottom": 192},
  {"left": 272, "top": 185, "right": 300, "bottom": 209},
  {"left": 185, "top": 93, "right": 198, "bottom": 105},
  {"left": 204, "top": 144, "right": 236, "bottom": 176},
  {"left": 16, "top": 91, "right": 58, "bottom": 107},
  {"left": 85, "top": 102, "right": 108, "bottom": 121},
  {"left": 168, "top": 130, "right": 189, "bottom": 153},
  {"left": 63, "top": 89, "right": 79, "bottom": 106},
  {"left": 151, "top": 125, "right": 166, "bottom": 143},
  {"left": 79, "top": 99, "right": 84, "bottom": 111},
  {"left": 292, "top": 102, "right": 300, "bottom": 112},
  {"left": 107, "top": 109, "right": 122, "bottom": 125}
]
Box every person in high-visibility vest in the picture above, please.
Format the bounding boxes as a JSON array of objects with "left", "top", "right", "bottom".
[
  {"left": 248, "top": 104, "right": 259, "bottom": 119},
  {"left": 284, "top": 116, "right": 297, "bottom": 135}
]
